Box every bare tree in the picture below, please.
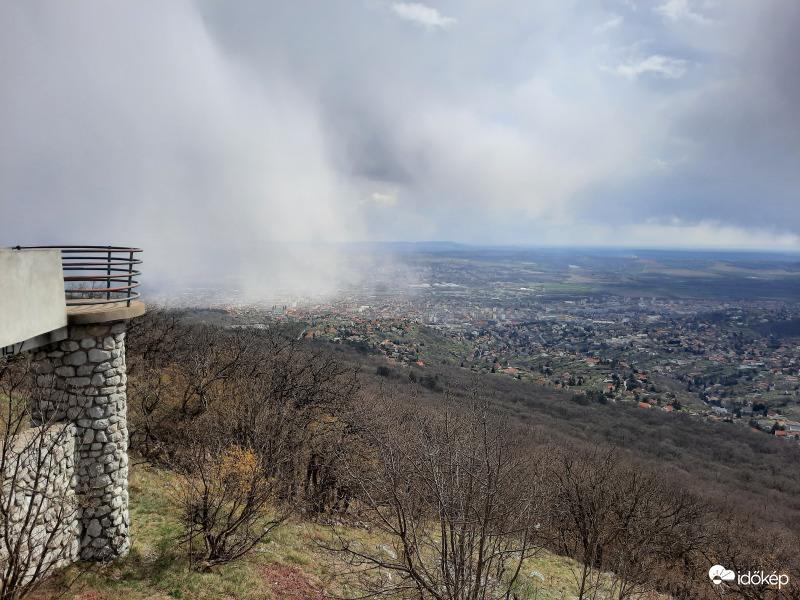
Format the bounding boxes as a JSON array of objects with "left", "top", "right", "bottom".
[
  {"left": 125, "top": 312, "right": 365, "bottom": 569},
  {"left": 700, "top": 509, "right": 799, "bottom": 600},
  {"left": 330, "top": 392, "right": 546, "bottom": 600},
  {"left": 545, "top": 446, "right": 623, "bottom": 600},
  {"left": 126, "top": 312, "right": 361, "bottom": 511},
  {"left": 544, "top": 446, "right": 715, "bottom": 600},
  {"left": 0, "top": 355, "right": 79, "bottom": 600}
]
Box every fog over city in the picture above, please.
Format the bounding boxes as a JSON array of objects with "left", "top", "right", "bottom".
[{"left": 2, "top": 0, "right": 800, "bottom": 290}]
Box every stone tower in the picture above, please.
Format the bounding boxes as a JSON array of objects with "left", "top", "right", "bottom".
[{"left": 1, "top": 246, "right": 144, "bottom": 561}]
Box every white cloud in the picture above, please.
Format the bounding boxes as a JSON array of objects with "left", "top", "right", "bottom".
[
  {"left": 609, "top": 55, "right": 688, "bottom": 79},
  {"left": 370, "top": 191, "right": 398, "bottom": 206},
  {"left": 594, "top": 15, "right": 623, "bottom": 35},
  {"left": 391, "top": 2, "right": 456, "bottom": 31},
  {"left": 655, "top": 0, "right": 712, "bottom": 25}
]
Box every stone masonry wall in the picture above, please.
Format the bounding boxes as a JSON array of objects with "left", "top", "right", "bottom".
[
  {"left": 30, "top": 322, "right": 129, "bottom": 560},
  {"left": 0, "top": 423, "right": 79, "bottom": 583}
]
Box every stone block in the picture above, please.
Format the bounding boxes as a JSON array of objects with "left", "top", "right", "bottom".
[
  {"left": 91, "top": 373, "right": 106, "bottom": 387},
  {"left": 91, "top": 538, "right": 107, "bottom": 549},
  {"left": 92, "top": 474, "right": 112, "bottom": 488},
  {"left": 110, "top": 323, "right": 126, "bottom": 334},
  {"left": 55, "top": 366, "right": 76, "bottom": 377},
  {"left": 92, "top": 419, "right": 110, "bottom": 430},
  {"left": 80, "top": 547, "right": 95, "bottom": 560},
  {"left": 32, "top": 361, "right": 54, "bottom": 374},
  {"left": 77, "top": 365, "right": 95, "bottom": 376},
  {"left": 86, "top": 325, "right": 110, "bottom": 337},
  {"left": 94, "top": 362, "right": 111, "bottom": 372},
  {"left": 63, "top": 352, "right": 87, "bottom": 366},
  {"left": 103, "top": 336, "right": 116, "bottom": 350},
  {"left": 60, "top": 341, "right": 79, "bottom": 352},
  {"left": 80, "top": 338, "right": 97, "bottom": 349},
  {"left": 88, "top": 349, "right": 112, "bottom": 363},
  {"left": 86, "top": 517, "right": 102, "bottom": 538}
]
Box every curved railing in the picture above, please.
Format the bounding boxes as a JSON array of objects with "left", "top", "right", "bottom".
[{"left": 19, "top": 246, "right": 142, "bottom": 307}]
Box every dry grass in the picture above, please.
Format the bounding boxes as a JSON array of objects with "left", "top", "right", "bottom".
[{"left": 28, "top": 459, "right": 629, "bottom": 600}]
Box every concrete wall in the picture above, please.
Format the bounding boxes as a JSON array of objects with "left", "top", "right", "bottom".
[
  {"left": 0, "top": 249, "right": 67, "bottom": 349},
  {"left": 0, "top": 423, "right": 79, "bottom": 585}
]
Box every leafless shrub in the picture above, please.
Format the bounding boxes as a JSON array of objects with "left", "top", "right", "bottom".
[
  {"left": 0, "top": 355, "right": 79, "bottom": 600},
  {"left": 172, "top": 439, "right": 288, "bottom": 571},
  {"left": 329, "top": 391, "right": 547, "bottom": 600}
]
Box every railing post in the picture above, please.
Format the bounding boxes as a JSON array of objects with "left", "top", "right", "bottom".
[
  {"left": 127, "top": 250, "right": 133, "bottom": 307},
  {"left": 106, "top": 247, "right": 112, "bottom": 301}
]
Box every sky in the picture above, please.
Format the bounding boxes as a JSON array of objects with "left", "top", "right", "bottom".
[{"left": 2, "top": 0, "right": 799, "bottom": 287}]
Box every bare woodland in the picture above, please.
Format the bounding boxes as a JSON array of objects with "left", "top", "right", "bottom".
[{"left": 3, "top": 309, "right": 799, "bottom": 599}]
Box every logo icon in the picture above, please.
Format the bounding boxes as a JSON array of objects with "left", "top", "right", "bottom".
[{"left": 709, "top": 565, "right": 736, "bottom": 585}]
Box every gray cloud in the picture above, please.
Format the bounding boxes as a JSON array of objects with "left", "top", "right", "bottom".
[{"left": 1, "top": 0, "right": 799, "bottom": 286}]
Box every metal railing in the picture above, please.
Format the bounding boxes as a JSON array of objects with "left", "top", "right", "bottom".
[{"left": 17, "top": 246, "right": 142, "bottom": 307}]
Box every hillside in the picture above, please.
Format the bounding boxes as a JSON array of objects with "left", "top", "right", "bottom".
[
  {"left": 32, "top": 460, "right": 612, "bottom": 600},
  {"left": 355, "top": 332, "right": 800, "bottom": 533},
  {"left": 32, "top": 309, "right": 792, "bottom": 600}
]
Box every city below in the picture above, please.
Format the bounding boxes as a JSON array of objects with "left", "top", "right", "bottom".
[{"left": 148, "top": 245, "right": 800, "bottom": 440}]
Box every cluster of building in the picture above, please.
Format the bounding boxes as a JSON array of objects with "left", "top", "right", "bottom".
[{"left": 153, "top": 280, "right": 800, "bottom": 439}]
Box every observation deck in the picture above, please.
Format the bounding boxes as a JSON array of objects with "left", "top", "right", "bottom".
[{"left": 1, "top": 246, "right": 144, "bottom": 354}]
